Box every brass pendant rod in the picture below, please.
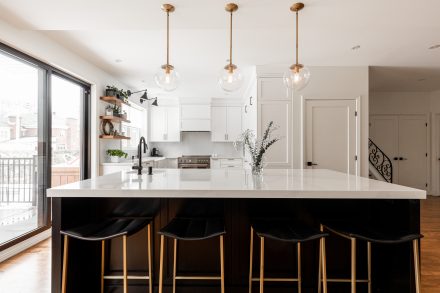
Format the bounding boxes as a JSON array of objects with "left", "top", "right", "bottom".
[
  {"left": 296, "top": 10, "right": 299, "bottom": 65},
  {"left": 229, "top": 11, "right": 233, "bottom": 68},
  {"left": 166, "top": 11, "right": 170, "bottom": 67}
]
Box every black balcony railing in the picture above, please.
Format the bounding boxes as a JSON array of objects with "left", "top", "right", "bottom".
[{"left": 0, "top": 157, "right": 37, "bottom": 205}]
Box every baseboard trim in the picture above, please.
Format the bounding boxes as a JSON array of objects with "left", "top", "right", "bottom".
[{"left": 0, "top": 228, "right": 51, "bottom": 263}]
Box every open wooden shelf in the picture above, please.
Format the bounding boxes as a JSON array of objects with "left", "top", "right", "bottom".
[
  {"left": 99, "top": 115, "right": 130, "bottom": 123},
  {"left": 100, "top": 96, "right": 131, "bottom": 107},
  {"left": 99, "top": 135, "right": 131, "bottom": 140}
]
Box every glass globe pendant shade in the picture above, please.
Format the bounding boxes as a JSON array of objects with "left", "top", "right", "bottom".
[
  {"left": 218, "top": 65, "right": 243, "bottom": 92},
  {"left": 283, "top": 65, "right": 310, "bottom": 91},
  {"left": 154, "top": 65, "right": 180, "bottom": 92}
]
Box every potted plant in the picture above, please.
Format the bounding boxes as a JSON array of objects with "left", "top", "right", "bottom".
[
  {"left": 105, "top": 85, "right": 119, "bottom": 97},
  {"left": 105, "top": 105, "right": 113, "bottom": 116},
  {"left": 236, "top": 121, "right": 280, "bottom": 175},
  {"left": 106, "top": 149, "right": 128, "bottom": 163},
  {"left": 112, "top": 105, "right": 122, "bottom": 117}
]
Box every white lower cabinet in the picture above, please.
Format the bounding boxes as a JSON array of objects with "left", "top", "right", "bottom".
[{"left": 211, "top": 158, "right": 243, "bottom": 169}]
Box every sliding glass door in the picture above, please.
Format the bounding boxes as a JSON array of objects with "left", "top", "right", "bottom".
[{"left": 0, "top": 44, "right": 90, "bottom": 248}]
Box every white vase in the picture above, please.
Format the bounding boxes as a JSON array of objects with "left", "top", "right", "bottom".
[{"left": 110, "top": 156, "right": 120, "bottom": 163}]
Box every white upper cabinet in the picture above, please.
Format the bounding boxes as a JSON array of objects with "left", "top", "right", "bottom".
[
  {"left": 150, "top": 106, "right": 181, "bottom": 142},
  {"left": 180, "top": 104, "right": 211, "bottom": 131},
  {"left": 211, "top": 106, "right": 242, "bottom": 142}
]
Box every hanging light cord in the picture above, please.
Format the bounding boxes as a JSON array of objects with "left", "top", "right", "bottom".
[
  {"left": 295, "top": 10, "right": 299, "bottom": 65},
  {"left": 229, "top": 10, "right": 233, "bottom": 70},
  {"left": 166, "top": 11, "right": 170, "bottom": 67}
]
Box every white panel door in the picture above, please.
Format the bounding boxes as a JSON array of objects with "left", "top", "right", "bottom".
[
  {"left": 305, "top": 99, "right": 358, "bottom": 174},
  {"left": 398, "top": 115, "right": 427, "bottom": 190},
  {"left": 211, "top": 106, "right": 227, "bottom": 142},
  {"left": 150, "top": 107, "right": 167, "bottom": 142},
  {"left": 369, "top": 115, "right": 399, "bottom": 182},
  {"left": 166, "top": 106, "right": 181, "bottom": 142},
  {"left": 226, "top": 106, "right": 242, "bottom": 141},
  {"left": 259, "top": 100, "right": 292, "bottom": 168}
]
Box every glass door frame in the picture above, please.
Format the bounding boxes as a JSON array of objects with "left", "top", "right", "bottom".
[{"left": 0, "top": 42, "right": 91, "bottom": 251}]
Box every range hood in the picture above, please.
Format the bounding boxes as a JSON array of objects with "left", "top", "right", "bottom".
[{"left": 180, "top": 104, "right": 211, "bottom": 132}]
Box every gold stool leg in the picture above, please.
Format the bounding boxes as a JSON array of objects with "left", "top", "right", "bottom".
[
  {"left": 147, "top": 225, "right": 153, "bottom": 293},
  {"left": 413, "top": 239, "right": 421, "bottom": 293},
  {"left": 259, "top": 237, "right": 264, "bottom": 293},
  {"left": 101, "top": 240, "right": 105, "bottom": 293},
  {"left": 297, "top": 242, "right": 302, "bottom": 293},
  {"left": 318, "top": 225, "right": 323, "bottom": 293},
  {"left": 123, "top": 235, "right": 128, "bottom": 293},
  {"left": 61, "top": 235, "right": 69, "bottom": 293},
  {"left": 249, "top": 227, "right": 254, "bottom": 293},
  {"left": 321, "top": 237, "right": 328, "bottom": 293},
  {"left": 351, "top": 238, "right": 357, "bottom": 293},
  {"left": 367, "top": 242, "right": 372, "bottom": 293},
  {"left": 173, "top": 239, "right": 177, "bottom": 293},
  {"left": 159, "top": 235, "right": 165, "bottom": 293},
  {"left": 220, "top": 235, "right": 225, "bottom": 293}
]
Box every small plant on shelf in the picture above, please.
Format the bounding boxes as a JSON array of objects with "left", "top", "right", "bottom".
[
  {"left": 105, "top": 85, "right": 130, "bottom": 103},
  {"left": 106, "top": 149, "right": 128, "bottom": 163},
  {"left": 236, "top": 121, "right": 280, "bottom": 175}
]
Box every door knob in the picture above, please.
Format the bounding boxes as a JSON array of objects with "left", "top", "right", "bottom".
[
  {"left": 307, "top": 162, "right": 318, "bottom": 166},
  {"left": 393, "top": 157, "right": 399, "bottom": 161}
]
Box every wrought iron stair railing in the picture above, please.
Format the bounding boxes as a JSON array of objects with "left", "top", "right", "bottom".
[{"left": 368, "top": 139, "right": 393, "bottom": 183}]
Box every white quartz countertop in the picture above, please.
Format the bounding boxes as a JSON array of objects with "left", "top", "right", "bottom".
[{"left": 47, "top": 169, "right": 426, "bottom": 199}]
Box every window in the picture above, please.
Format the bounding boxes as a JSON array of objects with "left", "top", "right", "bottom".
[
  {"left": 121, "top": 104, "right": 145, "bottom": 149},
  {"left": 0, "top": 43, "right": 90, "bottom": 249}
]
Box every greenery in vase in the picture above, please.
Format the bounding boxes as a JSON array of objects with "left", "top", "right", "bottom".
[
  {"left": 106, "top": 85, "right": 130, "bottom": 100},
  {"left": 237, "top": 121, "right": 280, "bottom": 173},
  {"left": 106, "top": 149, "right": 128, "bottom": 158}
]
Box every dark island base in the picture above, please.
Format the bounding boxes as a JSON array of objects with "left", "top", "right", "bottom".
[{"left": 52, "top": 198, "right": 420, "bottom": 293}]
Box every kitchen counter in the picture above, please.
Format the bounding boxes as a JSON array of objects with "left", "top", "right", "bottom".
[
  {"left": 100, "top": 156, "right": 166, "bottom": 166},
  {"left": 50, "top": 169, "right": 424, "bottom": 293},
  {"left": 48, "top": 168, "right": 425, "bottom": 199}
]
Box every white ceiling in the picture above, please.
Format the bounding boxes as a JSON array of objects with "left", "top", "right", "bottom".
[{"left": 1, "top": 0, "right": 440, "bottom": 97}]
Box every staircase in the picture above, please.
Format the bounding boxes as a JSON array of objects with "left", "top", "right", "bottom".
[{"left": 368, "top": 139, "right": 393, "bottom": 183}]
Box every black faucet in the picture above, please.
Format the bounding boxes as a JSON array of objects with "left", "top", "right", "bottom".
[{"left": 132, "top": 136, "right": 148, "bottom": 175}]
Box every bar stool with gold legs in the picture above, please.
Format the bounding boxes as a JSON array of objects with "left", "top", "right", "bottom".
[
  {"left": 158, "top": 217, "right": 226, "bottom": 293},
  {"left": 249, "top": 219, "right": 329, "bottom": 293},
  {"left": 60, "top": 199, "right": 158, "bottom": 293},
  {"left": 319, "top": 223, "right": 423, "bottom": 293}
]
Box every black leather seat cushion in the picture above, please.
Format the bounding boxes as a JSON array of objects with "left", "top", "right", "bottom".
[
  {"left": 159, "top": 217, "right": 226, "bottom": 240},
  {"left": 252, "top": 219, "right": 328, "bottom": 243},
  {"left": 323, "top": 222, "right": 423, "bottom": 244},
  {"left": 61, "top": 217, "right": 152, "bottom": 241}
]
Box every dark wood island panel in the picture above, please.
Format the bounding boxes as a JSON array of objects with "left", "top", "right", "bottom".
[{"left": 52, "top": 198, "right": 420, "bottom": 293}]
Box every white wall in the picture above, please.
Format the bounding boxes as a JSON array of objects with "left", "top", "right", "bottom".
[
  {"left": 151, "top": 132, "right": 242, "bottom": 158},
  {"left": 370, "top": 91, "right": 440, "bottom": 195},
  {"left": 0, "top": 18, "right": 129, "bottom": 177},
  {"left": 256, "top": 65, "right": 370, "bottom": 176}
]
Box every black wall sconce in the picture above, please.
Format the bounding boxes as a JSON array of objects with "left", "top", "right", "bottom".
[{"left": 127, "top": 89, "right": 158, "bottom": 106}]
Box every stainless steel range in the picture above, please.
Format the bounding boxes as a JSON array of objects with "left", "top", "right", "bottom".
[{"left": 178, "top": 155, "right": 211, "bottom": 169}]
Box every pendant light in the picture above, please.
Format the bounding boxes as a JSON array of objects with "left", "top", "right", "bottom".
[
  {"left": 155, "top": 4, "right": 180, "bottom": 92},
  {"left": 218, "top": 3, "right": 243, "bottom": 92},
  {"left": 283, "top": 3, "right": 310, "bottom": 91}
]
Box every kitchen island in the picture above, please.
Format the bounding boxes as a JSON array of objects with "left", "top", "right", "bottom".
[{"left": 48, "top": 169, "right": 426, "bottom": 293}]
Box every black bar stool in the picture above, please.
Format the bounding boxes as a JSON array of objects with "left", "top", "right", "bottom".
[
  {"left": 319, "top": 223, "right": 423, "bottom": 293},
  {"left": 249, "top": 218, "right": 329, "bottom": 293},
  {"left": 60, "top": 199, "right": 159, "bottom": 293},
  {"left": 158, "top": 200, "right": 226, "bottom": 293}
]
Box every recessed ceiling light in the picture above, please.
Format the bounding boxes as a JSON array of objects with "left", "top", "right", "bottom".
[
  {"left": 141, "top": 80, "right": 146, "bottom": 83},
  {"left": 351, "top": 45, "right": 361, "bottom": 50},
  {"left": 429, "top": 44, "right": 440, "bottom": 50},
  {"left": 115, "top": 59, "right": 123, "bottom": 63}
]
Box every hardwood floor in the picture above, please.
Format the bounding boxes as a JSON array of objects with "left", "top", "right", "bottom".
[
  {"left": 0, "top": 197, "right": 439, "bottom": 292},
  {"left": 0, "top": 238, "right": 50, "bottom": 293},
  {"left": 421, "top": 196, "right": 440, "bottom": 291}
]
